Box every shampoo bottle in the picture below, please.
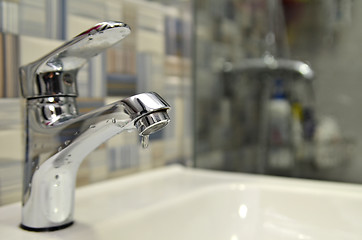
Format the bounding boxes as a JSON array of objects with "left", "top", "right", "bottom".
[{"left": 267, "top": 79, "right": 293, "bottom": 171}]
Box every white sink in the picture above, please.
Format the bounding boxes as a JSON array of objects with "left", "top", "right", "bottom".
[{"left": 1, "top": 165, "right": 362, "bottom": 240}]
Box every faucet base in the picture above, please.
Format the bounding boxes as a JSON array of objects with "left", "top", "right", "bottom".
[{"left": 20, "top": 221, "right": 74, "bottom": 232}]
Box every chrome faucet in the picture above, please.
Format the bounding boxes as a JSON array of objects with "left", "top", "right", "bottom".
[
  {"left": 19, "top": 21, "right": 171, "bottom": 231},
  {"left": 222, "top": 53, "right": 314, "bottom": 80}
]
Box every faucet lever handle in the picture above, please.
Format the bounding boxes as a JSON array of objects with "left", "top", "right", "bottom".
[{"left": 20, "top": 21, "right": 131, "bottom": 99}]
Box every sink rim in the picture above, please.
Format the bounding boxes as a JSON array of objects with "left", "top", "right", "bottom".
[{"left": 1, "top": 164, "right": 362, "bottom": 240}]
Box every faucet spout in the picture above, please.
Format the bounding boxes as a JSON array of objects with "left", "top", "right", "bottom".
[
  {"left": 18, "top": 21, "right": 171, "bottom": 232},
  {"left": 20, "top": 92, "right": 170, "bottom": 231}
]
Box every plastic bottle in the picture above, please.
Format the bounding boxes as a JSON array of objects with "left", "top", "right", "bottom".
[{"left": 267, "top": 79, "right": 293, "bottom": 170}]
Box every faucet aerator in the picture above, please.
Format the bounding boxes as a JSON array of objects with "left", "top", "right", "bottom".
[{"left": 135, "top": 111, "right": 170, "bottom": 136}]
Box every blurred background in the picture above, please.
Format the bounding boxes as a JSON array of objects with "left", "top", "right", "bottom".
[
  {"left": 194, "top": 0, "right": 361, "bottom": 183},
  {"left": 0, "top": 0, "right": 361, "bottom": 206}
]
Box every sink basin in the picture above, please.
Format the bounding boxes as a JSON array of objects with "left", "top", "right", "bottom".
[{"left": 1, "top": 165, "right": 362, "bottom": 239}]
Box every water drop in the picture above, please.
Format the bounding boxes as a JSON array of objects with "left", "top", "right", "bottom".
[
  {"left": 141, "top": 135, "right": 149, "bottom": 149},
  {"left": 90, "top": 125, "right": 96, "bottom": 129},
  {"left": 64, "top": 140, "right": 71, "bottom": 146},
  {"left": 111, "top": 118, "right": 116, "bottom": 124},
  {"left": 53, "top": 175, "right": 60, "bottom": 187}
]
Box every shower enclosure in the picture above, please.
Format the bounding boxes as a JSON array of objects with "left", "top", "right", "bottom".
[{"left": 193, "top": 0, "right": 358, "bottom": 183}]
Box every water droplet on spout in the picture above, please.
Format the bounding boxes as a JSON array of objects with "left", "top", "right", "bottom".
[{"left": 141, "top": 135, "right": 149, "bottom": 149}]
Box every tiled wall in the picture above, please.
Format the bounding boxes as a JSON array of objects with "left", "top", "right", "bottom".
[{"left": 0, "top": 0, "right": 192, "bottom": 206}]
